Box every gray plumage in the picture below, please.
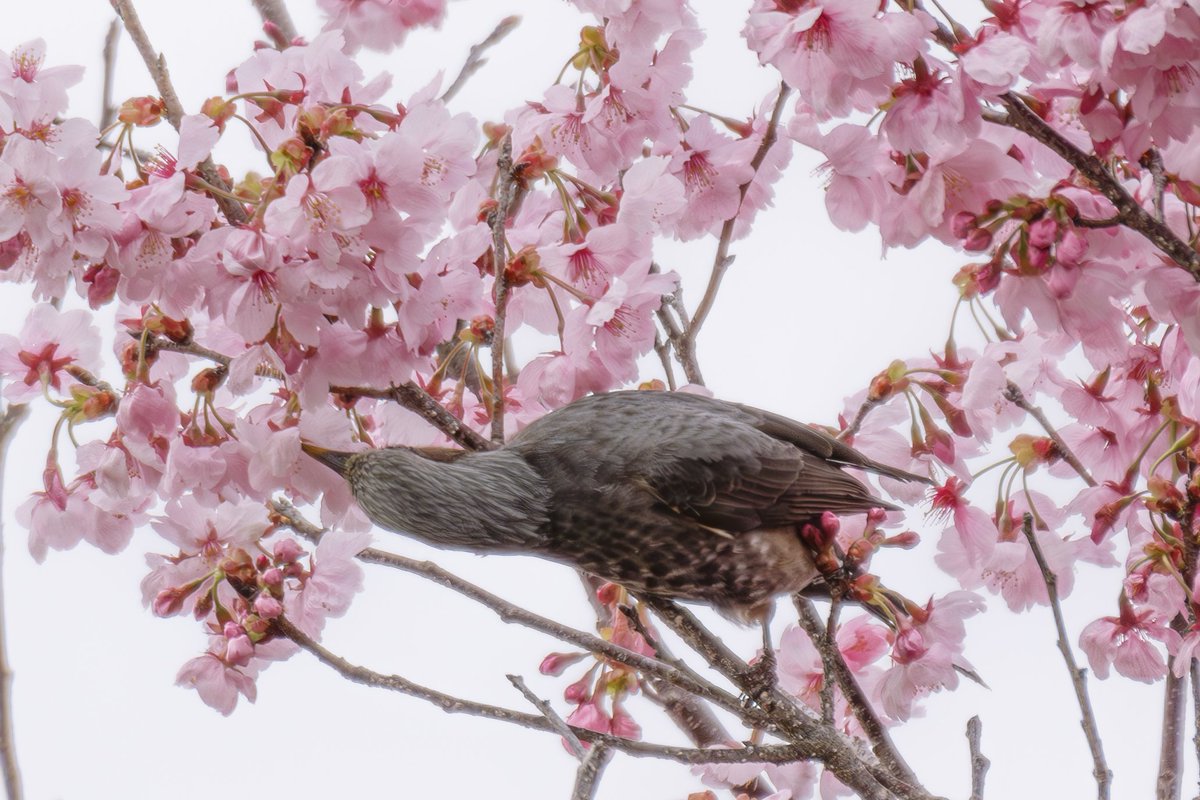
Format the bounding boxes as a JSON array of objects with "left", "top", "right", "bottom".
[{"left": 307, "top": 390, "right": 928, "bottom": 621}]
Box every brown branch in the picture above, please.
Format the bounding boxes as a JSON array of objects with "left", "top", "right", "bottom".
[
  {"left": 1157, "top": 665, "right": 1186, "bottom": 800},
  {"left": 1021, "top": 513, "right": 1111, "bottom": 800},
  {"left": 572, "top": 743, "right": 613, "bottom": 800},
  {"left": 111, "top": 0, "right": 250, "bottom": 226},
  {"left": 966, "top": 716, "right": 989, "bottom": 800},
  {"left": 1191, "top": 660, "right": 1200, "bottom": 800},
  {"left": 488, "top": 136, "right": 516, "bottom": 444},
  {"left": 250, "top": 0, "right": 298, "bottom": 42},
  {"left": 508, "top": 673, "right": 585, "bottom": 758},
  {"left": 652, "top": 265, "right": 702, "bottom": 386},
  {"left": 270, "top": 500, "right": 766, "bottom": 730},
  {"left": 143, "top": 333, "right": 494, "bottom": 452},
  {"left": 440, "top": 16, "right": 520, "bottom": 104},
  {"left": 994, "top": 93, "right": 1200, "bottom": 279},
  {"left": 682, "top": 82, "right": 791, "bottom": 355},
  {"left": 838, "top": 396, "right": 882, "bottom": 442},
  {"left": 1003, "top": 382, "right": 1097, "bottom": 487},
  {"left": 100, "top": 19, "right": 121, "bottom": 132},
  {"left": 793, "top": 596, "right": 920, "bottom": 788},
  {"left": 274, "top": 615, "right": 815, "bottom": 766},
  {"left": 0, "top": 403, "right": 28, "bottom": 800},
  {"left": 641, "top": 598, "right": 932, "bottom": 800},
  {"left": 331, "top": 383, "right": 494, "bottom": 452}
]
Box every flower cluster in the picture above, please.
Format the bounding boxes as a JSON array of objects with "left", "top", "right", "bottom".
[{"left": 3, "top": 0, "right": 1200, "bottom": 778}]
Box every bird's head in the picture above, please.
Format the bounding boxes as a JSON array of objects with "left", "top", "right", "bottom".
[{"left": 300, "top": 441, "right": 354, "bottom": 476}]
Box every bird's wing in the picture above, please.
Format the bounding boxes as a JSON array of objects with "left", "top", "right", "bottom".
[
  {"left": 733, "top": 402, "right": 933, "bottom": 485},
  {"left": 632, "top": 429, "right": 898, "bottom": 535}
]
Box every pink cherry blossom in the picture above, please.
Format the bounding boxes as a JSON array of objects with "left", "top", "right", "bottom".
[
  {"left": 1079, "top": 599, "right": 1181, "bottom": 683},
  {"left": 0, "top": 303, "right": 99, "bottom": 402},
  {"left": 318, "top": 0, "right": 445, "bottom": 53},
  {"left": 176, "top": 651, "right": 257, "bottom": 716},
  {"left": 743, "top": 0, "right": 928, "bottom": 119}
]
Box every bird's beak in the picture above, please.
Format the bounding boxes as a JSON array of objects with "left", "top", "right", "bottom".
[{"left": 300, "top": 441, "right": 353, "bottom": 476}]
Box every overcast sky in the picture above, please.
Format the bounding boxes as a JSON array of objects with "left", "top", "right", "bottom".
[{"left": 1, "top": 1, "right": 1188, "bottom": 798}]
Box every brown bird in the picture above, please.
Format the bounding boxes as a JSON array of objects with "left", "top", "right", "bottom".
[{"left": 303, "top": 390, "right": 929, "bottom": 623}]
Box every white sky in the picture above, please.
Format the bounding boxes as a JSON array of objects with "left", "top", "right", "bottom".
[{"left": 1, "top": 1, "right": 1189, "bottom": 798}]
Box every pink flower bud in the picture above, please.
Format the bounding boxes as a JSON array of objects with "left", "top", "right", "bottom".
[
  {"left": 1057, "top": 228, "right": 1087, "bottom": 265},
  {"left": 610, "top": 703, "right": 642, "bottom": 740},
  {"left": 884, "top": 531, "right": 921, "bottom": 549},
  {"left": 262, "top": 567, "right": 284, "bottom": 588},
  {"left": 224, "top": 634, "right": 255, "bottom": 667},
  {"left": 223, "top": 621, "right": 244, "bottom": 640},
  {"left": 539, "top": 651, "right": 587, "bottom": 676},
  {"left": 1027, "top": 217, "right": 1059, "bottom": 248},
  {"left": 820, "top": 511, "right": 840, "bottom": 538},
  {"left": 153, "top": 587, "right": 185, "bottom": 617},
  {"left": 962, "top": 228, "right": 993, "bottom": 252},
  {"left": 253, "top": 594, "right": 283, "bottom": 619},
  {"left": 273, "top": 538, "right": 304, "bottom": 563},
  {"left": 893, "top": 626, "right": 927, "bottom": 662},
  {"left": 563, "top": 673, "right": 593, "bottom": 703},
  {"left": 951, "top": 211, "right": 977, "bottom": 239}
]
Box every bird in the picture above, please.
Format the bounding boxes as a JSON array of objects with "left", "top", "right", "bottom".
[{"left": 302, "top": 390, "right": 930, "bottom": 624}]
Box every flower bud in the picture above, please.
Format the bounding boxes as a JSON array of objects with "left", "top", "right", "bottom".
[
  {"left": 540, "top": 651, "right": 587, "bottom": 676},
  {"left": 253, "top": 594, "right": 283, "bottom": 619},
  {"left": 117, "top": 96, "right": 166, "bottom": 126},
  {"left": 273, "top": 538, "right": 304, "bottom": 564}
]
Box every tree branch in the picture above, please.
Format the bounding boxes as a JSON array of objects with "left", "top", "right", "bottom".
[
  {"left": 269, "top": 500, "right": 767, "bottom": 730},
  {"left": 508, "top": 673, "right": 585, "bottom": 758},
  {"left": 1021, "top": 513, "right": 1111, "bottom": 800},
  {"left": 966, "top": 716, "right": 989, "bottom": 800},
  {"left": 1157, "top": 664, "right": 1185, "bottom": 800},
  {"left": 793, "top": 596, "right": 920, "bottom": 788},
  {"left": 572, "top": 743, "right": 613, "bottom": 800},
  {"left": 837, "top": 396, "right": 882, "bottom": 442},
  {"left": 100, "top": 18, "right": 121, "bottom": 132},
  {"left": 994, "top": 93, "right": 1200, "bottom": 279},
  {"left": 440, "top": 16, "right": 520, "bottom": 104},
  {"left": 274, "top": 615, "right": 818, "bottom": 766},
  {"left": 487, "top": 136, "right": 517, "bottom": 444},
  {"left": 0, "top": 403, "right": 28, "bottom": 800},
  {"left": 110, "top": 0, "right": 250, "bottom": 226},
  {"left": 143, "top": 333, "right": 494, "bottom": 452},
  {"left": 641, "top": 598, "right": 933, "bottom": 800},
  {"left": 249, "top": 0, "right": 298, "bottom": 42},
  {"left": 682, "top": 82, "right": 792, "bottom": 360},
  {"left": 1004, "top": 382, "right": 1096, "bottom": 487}
]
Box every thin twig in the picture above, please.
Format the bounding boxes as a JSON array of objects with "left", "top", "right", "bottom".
[
  {"left": 100, "top": 19, "right": 121, "bottom": 132},
  {"left": 0, "top": 403, "right": 28, "bottom": 800},
  {"left": 838, "top": 396, "right": 882, "bottom": 442},
  {"left": 332, "top": 383, "right": 495, "bottom": 452},
  {"left": 1004, "top": 382, "right": 1096, "bottom": 487},
  {"left": 274, "top": 615, "right": 817, "bottom": 766},
  {"left": 994, "top": 93, "right": 1200, "bottom": 279},
  {"left": 1021, "top": 513, "right": 1111, "bottom": 800},
  {"left": 1157, "top": 664, "right": 1185, "bottom": 800},
  {"left": 507, "top": 673, "right": 585, "bottom": 758},
  {"left": 440, "top": 16, "right": 520, "bottom": 103},
  {"left": 269, "top": 500, "right": 766, "bottom": 730},
  {"left": 640, "top": 598, "right": 927, "bottom": 800},
  {"left": 793, "top": 597, "right": 920, "bottom": 789},
  {"left": 111, "top": 0, "right": 250, "bottom": 226},
  {"left": 966, "top": 716, "right": 989, "bottom": 800},
  {"left": 572, "top": 743, "right": 613, "bottom": 800},
  {"left": 143, "top": 333, "right": 494, "bottom": 452},
  {"left": 1191, "top": 660, "right": 1200, "bottom": 800},
  {"left": 488, "top": 136, "right": 516, "bottom": 444},
  {"left": 250, "top": 0, "right": 298, "bottom": 42},
  {"left": 683, "top": 82, "right": 791, "bottom": 353}
]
